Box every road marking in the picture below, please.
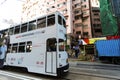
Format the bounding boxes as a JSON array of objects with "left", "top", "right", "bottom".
[{"left": 0, "top": 70, "right": 42, "bottom": 80}]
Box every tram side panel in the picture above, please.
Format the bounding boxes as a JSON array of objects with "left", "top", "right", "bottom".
[
  {"left": 57, "top": 25, "right": 69, "bottom": 71},
  {"left": 6, "top": 28, "right": 58, "bottom": 76}
]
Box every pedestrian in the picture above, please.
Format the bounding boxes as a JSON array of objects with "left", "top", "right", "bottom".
[
  {"left": 0, "top": 33, "right": 7, "bottom": 68},
  {"left": 74, "top": 43, "right": 80, "bottom": 58}
]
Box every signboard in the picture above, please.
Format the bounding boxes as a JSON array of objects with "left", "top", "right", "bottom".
[{"left": 89, "top": 37, "right": 106, "bottom": 44}]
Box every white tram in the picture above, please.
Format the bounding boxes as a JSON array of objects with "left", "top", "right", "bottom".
[{"left": 0, "top": 11, "right": 69, "bottom": 76}]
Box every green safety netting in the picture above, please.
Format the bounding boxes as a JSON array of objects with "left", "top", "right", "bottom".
[{"left": 100, "top": 0, "right": 118, "bottom": 36}]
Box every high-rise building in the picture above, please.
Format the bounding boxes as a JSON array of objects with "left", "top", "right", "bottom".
[
  {"left": 21, "top": 0, "right": 47, "bottom": 22},
  {"left": 90, "top": 0, "right": 102, "bottom": 37},
  {"left": 21, "top": 0, "right": 102, "bottom": 40}
]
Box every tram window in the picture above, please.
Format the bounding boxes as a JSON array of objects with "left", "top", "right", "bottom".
[
  {"left": 12, "top": 43, "right": 18, "bottom": 53},
  {"left": 14, "top": 25, "right": 20, "bottom": 34},
  {"left": 37, "top": 17, "right": 46, "bottom": 28},
  {"left": 9, "top": 27, "right": 14, "bottom": 35},
  {"left": 58, "top": 15, "right": 62, "bottom": 25},
  {"left": 26, "top": 41, "right": 32, "bottom": 52},
  {"left": 28, "top": 20, "right": 37, "bottom": 31},
  {"left": 21, "top": 23, "right": 28, "bottom": 33},
  {"left": 59, "top": 39, "right": 65, "bottom": 51},
  {"left": 8, "top": 44, "right": 11, "bottom": 53},
  {"left": 47, "top": 14, "right": 55, "bottom": 26},
  {"left": 63, "top": 19, "right": 66, "bottom": 28},
  {"left": 3, "top": 29, "right": 9, "bottom": 35},
  {"left": 47, "top": 38, "right": 57, "bottom": 51},
  {"left": 18, "top": 42, "right": 25, "bottom": 53}
]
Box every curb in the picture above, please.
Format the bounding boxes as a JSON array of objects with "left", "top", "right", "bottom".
[{"left": 69, "top": 67, "right": 120, "bottom": 79}]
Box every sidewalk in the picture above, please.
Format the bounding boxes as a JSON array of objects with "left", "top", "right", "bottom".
[{"left": 69, "top": 58, "right": 120, "bottom": 79}]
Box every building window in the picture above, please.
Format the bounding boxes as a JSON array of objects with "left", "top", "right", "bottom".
[
  {"left": 75, "top": 23, "right": 82, "bottom": 27},
  {"left": 82, "top": 5, "right": 86, "bottom": 8},
  {"left": 83, "top": 24, "right": 88, "bottom": 28},
  {"left": 47, "top": 2, "right": 49, "bottom": 4},
  {"left": 52, "top": 6, "right": 55, "bottom": 8},
  {"left": 95, "top": 29, "right": 102, "bottom": 32},
  {"left": 57, "top": 3, "right": 63, "bottom": 8},
  {"left": 75, "top": 3, "right": 80, "bottom": 8},
  {"left": 76, "top": 31, "right": 81, "bottom": 35},
  {"left": 83, "top": 11, "right": 88, "bottom": 15},
  {"left": 94, "top": 13, "right": 99, "bottom": 16},
  {"left": 75, "top": 15, "right": 81, "bottom": 20},
  {"left": 93, "top": 24, "right": 101, "bottom": 27},
  {"left": 94, "top": 18, "right": 100, "bottom": 21},
  {"left": 83, "top": 32, "right": 88, "bottom": 36},
  {"left": 47, "top": 8, "right": 49, "bottom": 11},
  {"left": 63, "top": 2, "right": 66, "bottom": 5},
  {"left": 83, "top": 0, "right": 86, "bottom": 2},
  {"left": 74, "top": 10, "right": 81, "bottom": 14}
]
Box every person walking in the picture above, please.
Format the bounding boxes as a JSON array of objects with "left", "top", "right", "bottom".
[
  {"left": 0, "top": 33, "right": 7, "bottom": 68},
  {"left": 74, "top": 44, "right": 80, "bottom": 58}
]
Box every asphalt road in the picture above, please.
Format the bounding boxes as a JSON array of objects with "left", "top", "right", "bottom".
[
  {"left": 69, "top": 60, "right": 120, "bottom": 80},
  {"left": 0, "top": 60, "right": 119, "bottom": 80}
]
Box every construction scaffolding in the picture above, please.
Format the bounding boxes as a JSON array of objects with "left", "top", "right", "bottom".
[{"left": 100, "top": 0, "right": 118, "bottom": 36}]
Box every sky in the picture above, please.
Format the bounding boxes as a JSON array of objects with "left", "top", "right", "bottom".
[{"left": 0, "top": 0, "right": 23, "bottom": 30}]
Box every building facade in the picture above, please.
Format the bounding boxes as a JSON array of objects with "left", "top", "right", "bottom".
[
  {"left": 100, "top": 0, "right": 118, "bottom": 36},
  {"left": 90, "top": 0, "right": 102, "bottom": 37},
  {"left": 21, "top": 0, "right": 102, "bottom": 40}
]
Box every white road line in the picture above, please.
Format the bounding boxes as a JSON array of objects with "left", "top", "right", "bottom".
[{"left": 0, "top": 70, "right": 42, "bottom": 80}]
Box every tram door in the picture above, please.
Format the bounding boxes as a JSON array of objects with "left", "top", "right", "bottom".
[{"left": 46, "top": 38, "right": 57, "bottom": 74}]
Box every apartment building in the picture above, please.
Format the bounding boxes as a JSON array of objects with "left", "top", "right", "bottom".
[
  {"left": 90, "top": 0, "right": 102, "bottom": 37},
  {"left": 21, "top": 0, "right": 47, "bottom": 22},
  {"left": 21, "top": 0, "right": 102, "bottom": 40}
]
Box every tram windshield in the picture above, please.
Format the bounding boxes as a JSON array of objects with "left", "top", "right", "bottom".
[
  {"left": 58, "top": 39, "right": 65, "bottom": 51},
  {"left": 58, "top": 15, "right": 66, "bottom": 28}
]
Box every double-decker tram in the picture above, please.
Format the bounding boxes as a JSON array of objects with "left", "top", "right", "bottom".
[{"left": 0, "top": 11, "right": 69, "bottom": 76}]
